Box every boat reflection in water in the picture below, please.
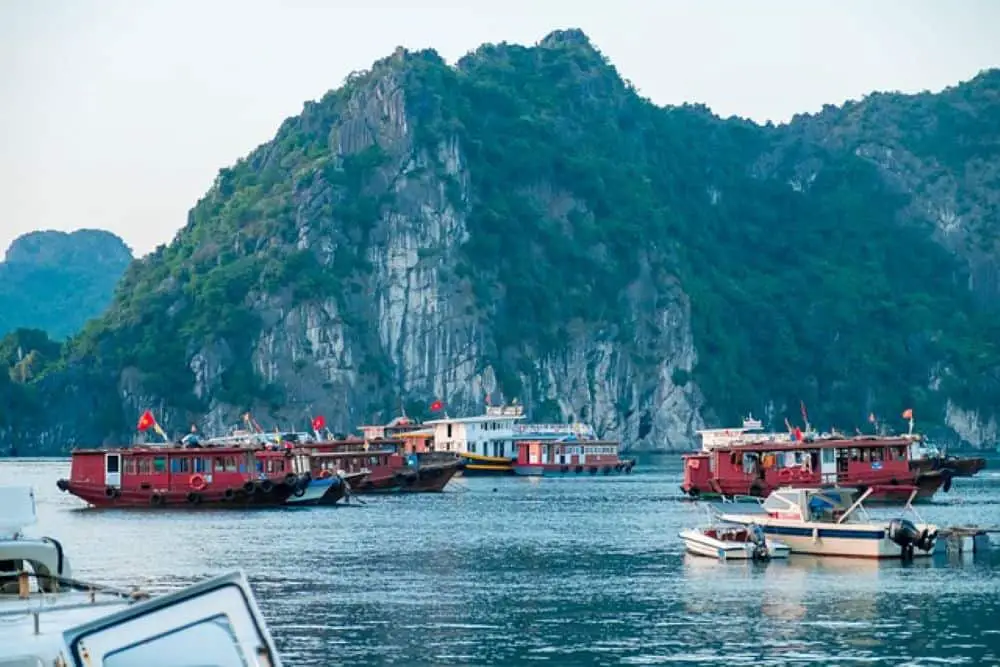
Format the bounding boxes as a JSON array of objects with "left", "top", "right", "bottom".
[{"left": 680, "top": 551, "right": 936, "bottom": 628}]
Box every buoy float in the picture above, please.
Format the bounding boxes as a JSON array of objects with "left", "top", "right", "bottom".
[{"left": 189, "top": 474, "right": 207, "bottom": 491}]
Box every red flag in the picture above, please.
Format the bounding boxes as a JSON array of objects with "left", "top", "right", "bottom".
[
  {"left": 137, "top": 410, "right": 155, "bottom": 432},
  {"left": 485, "top": 394, "right": 492, "bottom": 406},
  {"left": 902, "top": 408, "right": 913, "bottom": 420},
  {"left": 430, "top": 400, "right": 444, "bottom": 412},
  {"left": 312, "top": 415, "right": 326, "bottom": 431},
  {"left": 793, "top": 427, "right": 803, "bottom": 442}
]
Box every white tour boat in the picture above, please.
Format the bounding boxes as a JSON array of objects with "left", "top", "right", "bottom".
[
  {"left": 0, "top": 486, "right": 283, "bottom": 666},
  {"left": 718, "top": 486, "right": 939, "bottom": 559},
  {"left": 679, "top": 521, "right": 791, "bottom": 561}
]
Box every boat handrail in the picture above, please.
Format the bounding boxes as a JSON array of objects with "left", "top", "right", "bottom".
[
  {"left": 903, "top": 488, "right": 926, "bottom": 523},
  {"left": 0, "top": 596, "right": 131, "bottom": 619},
  {"left": 0, "top": 570, "right": 149, "bottom": 603},
  {"left": 836, "top": 487, "right": 874, "bottom": 524}
]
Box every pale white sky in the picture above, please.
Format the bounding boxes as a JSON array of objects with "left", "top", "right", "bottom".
[{"left": 1, "top": 0, "right": 998, "bottom": 258}]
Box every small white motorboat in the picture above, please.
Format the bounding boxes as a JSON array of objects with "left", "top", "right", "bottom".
[
  {"left": 679, "top": 522, "right": 791, "bottom": 561},
  {"left": 719, "top": 485, "right": 939, "bottom": 559},
  {"left": 0, "top": 486, "right": 283, "bottom": 666}
]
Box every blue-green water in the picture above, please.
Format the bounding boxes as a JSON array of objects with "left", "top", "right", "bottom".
[{"left": 3, "top": 453, "right": 1000, "bottom": 665}]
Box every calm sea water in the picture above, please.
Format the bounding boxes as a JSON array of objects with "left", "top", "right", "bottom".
[{"left": 3, "top": 453, "right": 1000, "bottom": 666}]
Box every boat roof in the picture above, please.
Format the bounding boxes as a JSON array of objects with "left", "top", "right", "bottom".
[
  {"left": 763, "top": 486, "right": 858, "bottom": 514},
  {"left": 684, "top": 436, "right": 914, "bottom": 454},
  {"left": 69, "top": 445, "right": 279, "bottom": 455}
]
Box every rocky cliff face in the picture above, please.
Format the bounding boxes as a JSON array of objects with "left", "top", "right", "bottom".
[
  {"left": 175, "top": 50, "right": 705, "bottom": 449},
  {"left": 3, "top": 31, "right": 999, "bottom": 455}
]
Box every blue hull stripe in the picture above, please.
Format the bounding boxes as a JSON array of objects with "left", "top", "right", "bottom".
[{"left": 761, "top": 525, "right": 885, "bottom": 540}]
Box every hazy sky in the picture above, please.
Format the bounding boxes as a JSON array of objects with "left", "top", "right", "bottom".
[{"left": 2, "top": 0, "right": 999, "bottom": 258}]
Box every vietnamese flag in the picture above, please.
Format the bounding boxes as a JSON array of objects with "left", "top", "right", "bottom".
[
  {"left": 311, "top": 415, "right": 326, "bottom": 431},
  {"left": 430, "top": 400, "right": 444, "bottom": 412},
  {"left": 137, "top": 410, "right": 155, "bottom": 432},
  {"left": 902, "top": 408, "right": 913, "bottom": 420}
]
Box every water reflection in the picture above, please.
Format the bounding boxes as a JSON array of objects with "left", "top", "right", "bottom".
[{"left": 2, "top": 455, "right": 1000, "bottom": 665}]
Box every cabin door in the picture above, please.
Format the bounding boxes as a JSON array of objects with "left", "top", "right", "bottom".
[
  {"left": 105, "top": 453, "right": 122, "bottom": 488},
  {"left": 820, "top": 448, "right": 837, "bottom": 484}
]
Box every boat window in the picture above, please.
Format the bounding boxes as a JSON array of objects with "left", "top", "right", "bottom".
[
  {"left": 821, "top": 448, "right": 835, "bottom": 464},
  {"left": 193, "top": 457, "right": 212, "bottom": 473},
  {"left": 170, "top": 458, "right": 191, "bottom": 474},
  {"left": 124, "top": 459, "right": 137, "bottom": 475},
  {"left": 153, "top": 457, "right": 166, "bottom": 473}
]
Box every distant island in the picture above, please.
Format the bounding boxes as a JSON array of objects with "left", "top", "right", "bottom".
[
  {"left": 0, "top": 229, "right": 132, "bottom": 340},
  {"left": 2, "top": 29, "right": 1000, "bottom": 456}
]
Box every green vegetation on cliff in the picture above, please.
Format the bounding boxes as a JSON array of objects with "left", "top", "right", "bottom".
[{"left": 7, "top": 31, "right": 1000, "bottom": 453}]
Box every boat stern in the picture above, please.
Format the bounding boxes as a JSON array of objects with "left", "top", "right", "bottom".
[{"left": 681, "top": 453, "right": 711, "bottom": 496}]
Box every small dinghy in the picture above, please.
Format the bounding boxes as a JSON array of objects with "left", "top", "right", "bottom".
[{"left": 679, "top": 522, "right": 791, "bottom": 561}]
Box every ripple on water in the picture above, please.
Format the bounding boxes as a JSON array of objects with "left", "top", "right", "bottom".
[{"left": 3, "top": 455, "right": 1000, "bottom": 665}]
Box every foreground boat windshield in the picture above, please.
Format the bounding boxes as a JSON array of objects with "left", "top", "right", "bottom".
[{"left": 60, "top": 571, "right": 281, "bottom": 667}]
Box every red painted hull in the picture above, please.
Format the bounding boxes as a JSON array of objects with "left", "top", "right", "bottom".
[
  {"left": 57, "top": 479, "right": 295, "bottom": 508},
  {"left": 352, "top": 461, "right": 461, "bottom": 494}
]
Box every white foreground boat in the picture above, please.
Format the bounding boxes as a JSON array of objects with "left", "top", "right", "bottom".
[
  {"left": 0, "top": 486, "right": 282, "bottom": 666},
  {"left": 719, "top": 486, "right": 938, "bottom": 559},
  {"left": 679, "top": 522, "right": 791, "bottom": 561}
]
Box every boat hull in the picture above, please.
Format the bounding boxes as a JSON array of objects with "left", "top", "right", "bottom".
[
  {"left": 911, "top": 456, "right": 986, "bottom": 478},
  {"left": 459, "top": 453, "right": 515, "bottom": 476},
  {"left": 286, "top": 475, "right": 346, "bottom": 506},
  {"left": 679, "top": 529, "right": 791, "bottom": 560},
  {"left": 513, "top": 461, "right": 636, "bottom": 477},
  {"left": 719, "top": 515, "right": 937, "bottom": 559},
  {"left": 58, "top": 479, "right": 295, "bottom": 509},
  {"left": 353, "top": 461, "right": 461, "bottom": 494}
]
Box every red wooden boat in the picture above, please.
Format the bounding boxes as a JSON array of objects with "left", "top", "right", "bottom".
[
  {"left": 303, "top": 438, "right": 462, "bottom": 494},
  {"left": 681, "top": 436, "right": 946, "bottom": 503},
  {"left": 512, "top": 438, "right": 636, "bottom": 477},
  {"left": 56, "top": 445, "right": 312, "bottom": 508}
]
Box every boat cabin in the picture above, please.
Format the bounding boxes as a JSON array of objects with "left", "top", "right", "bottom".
[
  {"left": 424, "top": 404, "right": 526, "bottom": 458},
  {"left": 762, "top": 487, "right": 859, "bottom": 523},
  {"left": 68, "top": 446, "right": 299, "bottom": 493},
  {"left": 305, "top": 440, "right": 407, "bottom": 476},
  {"left": 515, "top": 438, "right": 620, "bottom": 468},
  {"left": 683, "top": 437, "right": 914, "bottom": 493}
]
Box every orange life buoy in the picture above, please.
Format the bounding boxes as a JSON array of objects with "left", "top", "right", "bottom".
[
  {"left": 319, "top": 469, "right": 332, "bottom": 479},
  {"left": 189, "top": 474, "right": 207, "bottom": 491}
]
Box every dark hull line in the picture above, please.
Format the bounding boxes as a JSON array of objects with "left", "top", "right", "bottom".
[
  {"left": 352, "top": 462, "right": 461, "bottom": 494},
  {"left": 514, "top": 460, "right": 636, "bottom": 477},
  {"left": 56, "top": 478, "right": 297, "bottom": 509}
]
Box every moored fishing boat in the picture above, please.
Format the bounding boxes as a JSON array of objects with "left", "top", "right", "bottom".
[
  {"left": 718, "top": 486, "right": 939, "bottom": 559},
  {"left": 681, "top": 435, "right": 944, "bottom": 503},
  {"left": 512, "top": 437, "right": 635, "bottom": 476},
  {"left": 305, "top": 439, "right": 462, "bottom": 493},
  {"left": 56, "top": 445, "right": 312, "bottom": 508},
  {"left": 908, "top": 437, "right": 987, "bottom": 480},
  {"left": 679, "top": 522, "right": 791, "bottom": 561},
  {"left": 0, "top": 486, "right": 282, "bottom": 665}
]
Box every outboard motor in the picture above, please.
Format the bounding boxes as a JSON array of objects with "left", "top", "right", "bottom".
[
  {"left": 888, "top": 518, "right": 922, "bottom": 560},
  {"left": 914, "top": 527, "right": 937, "bottom": 553},
  {"left": 748, "top": 523, "right": 770, "bottom": 561}
]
